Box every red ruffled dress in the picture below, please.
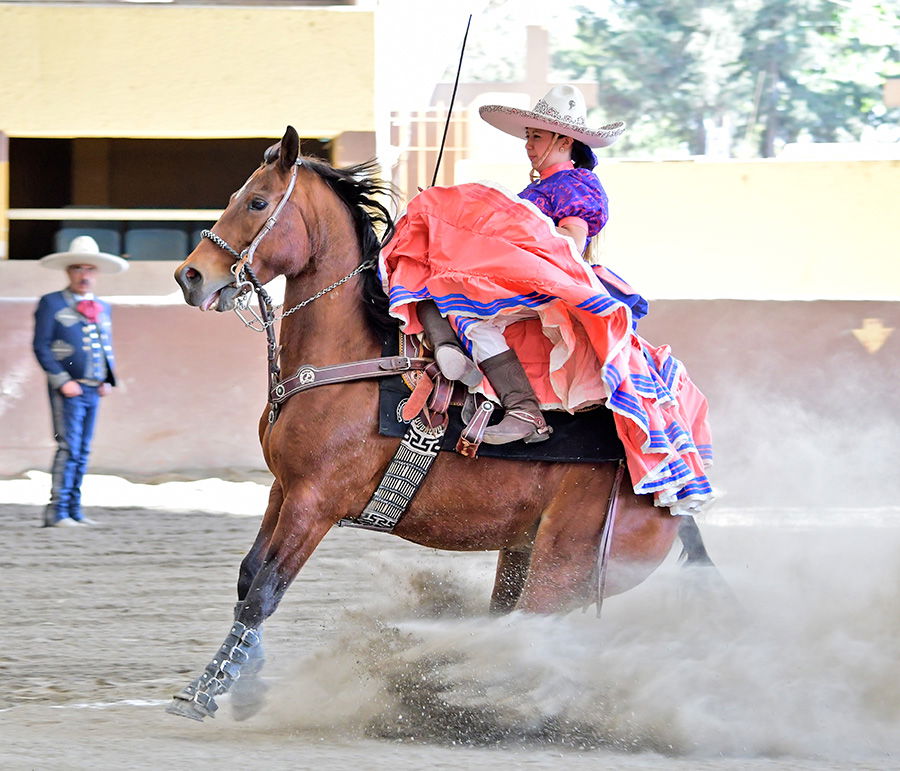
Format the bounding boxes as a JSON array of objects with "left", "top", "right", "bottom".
[{"left": 379, "top": 168, "right": 713, "bottom": 513}]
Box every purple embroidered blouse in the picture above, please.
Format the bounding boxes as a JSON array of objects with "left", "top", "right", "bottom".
[{"left": 518, "top": 166, "right": 609, "bottom": 238}]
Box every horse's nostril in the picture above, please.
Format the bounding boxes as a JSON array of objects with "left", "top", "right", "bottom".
[{"left": 185, "top": 267, "right": 200, "bottom": 284}]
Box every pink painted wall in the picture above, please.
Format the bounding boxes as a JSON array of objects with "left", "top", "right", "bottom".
[{"left": 2, "top": 262, "right": 897, "bottom": 508}]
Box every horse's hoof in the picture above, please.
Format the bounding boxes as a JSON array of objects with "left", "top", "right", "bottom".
[
  {"left": 230, "top": 676, "right": 269, "bottom": 722},
  {"left": 166, "top": 696, "right": 215, "bottom": 722}
]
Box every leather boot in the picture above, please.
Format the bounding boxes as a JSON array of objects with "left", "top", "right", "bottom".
[
  {"left": 417, "top": 300, "right": 482, "bottom": 386},
  {"left": 480, "top": 350, "right": 551, "bottom": 444}
]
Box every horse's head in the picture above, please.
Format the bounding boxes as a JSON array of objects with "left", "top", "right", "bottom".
[{"left": 175, "top": 125, "right": 310, "bottom": 312}]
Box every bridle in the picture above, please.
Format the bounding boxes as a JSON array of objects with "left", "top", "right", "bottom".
[
  {"left": 200, "top": 158, "right": 377, "bottom": 334},
  {"left": 198, "top": 156, "right": 378, "bottom": 419}
]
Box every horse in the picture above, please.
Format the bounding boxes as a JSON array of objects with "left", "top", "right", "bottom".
[{"left": 167, "top": 125, "right": 700, "bottom": 722}]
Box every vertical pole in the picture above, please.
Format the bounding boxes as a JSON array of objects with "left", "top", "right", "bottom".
[{"left": 0, "top": 131, "right": 8, "bottom": 260}]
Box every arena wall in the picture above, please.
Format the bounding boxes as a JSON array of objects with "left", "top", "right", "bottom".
[
  {"left": 2, "top": 158, "right": 897, "bottom": 509},
  {"left": 0, "top": 5, "right": 375, "bottom": 138},
  {"left": 462, "top": 158, "right": 900, "bottom": 302}
]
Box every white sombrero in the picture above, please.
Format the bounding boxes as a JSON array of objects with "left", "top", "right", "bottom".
[
  {"left": 39, "top": 235, "right": 128, "bottom": 274},
  {"left": 479, "top": 85, "right": 625, "bottom": 148}
]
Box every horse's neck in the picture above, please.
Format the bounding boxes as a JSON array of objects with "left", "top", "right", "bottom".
[{"left": 276, "top": 267, "right": 378, "bottom": 372}]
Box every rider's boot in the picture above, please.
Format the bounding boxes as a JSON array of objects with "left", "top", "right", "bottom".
[
  {"left": 480, "top": 350, "right": 552, "bottom": 444},
  {"left": 417, "top": 300, "right": 482, "bottom": 386}
]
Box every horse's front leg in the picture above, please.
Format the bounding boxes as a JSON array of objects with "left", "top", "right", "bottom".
[
  {"left": 167, "top": 487, "right": 334, "bottom": 722},
  {"left": 215, "top": 480, "right": 285, "bottom": 721}
]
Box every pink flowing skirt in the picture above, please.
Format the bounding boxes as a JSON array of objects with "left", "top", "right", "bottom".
[{"left": 380, "top": 183, "right": 713, "bottom": 512}]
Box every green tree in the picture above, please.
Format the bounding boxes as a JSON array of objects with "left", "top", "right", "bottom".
[{"left": 555, "top": 0, "right": 900, "bottom": 157}]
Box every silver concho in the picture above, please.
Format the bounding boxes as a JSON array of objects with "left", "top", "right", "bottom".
[{"left": 297, "top": 367, "right": 315, "bottom": 385}]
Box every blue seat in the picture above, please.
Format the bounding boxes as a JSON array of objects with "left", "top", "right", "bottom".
[
  {"left": 55, "top": 227, "right": 122, "bottom": 256},
  {"left": 190, "top": 224, "right": 215, "bottom": 249},
  {"left": 124, "top": 228, "right": 189, "bottom": 261}
]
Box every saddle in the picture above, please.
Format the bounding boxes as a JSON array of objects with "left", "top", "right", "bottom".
[{"left": 378, "top": 332, "right": 624, "bottom": 464}]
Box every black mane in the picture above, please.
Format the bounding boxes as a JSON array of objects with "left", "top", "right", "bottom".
[{"left": 273, "top": 152, "right": 400, "bottom": 338}]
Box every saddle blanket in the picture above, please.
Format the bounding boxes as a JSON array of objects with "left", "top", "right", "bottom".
[{"left": 377, "top": 373, "right": 624, "bottom": 463}]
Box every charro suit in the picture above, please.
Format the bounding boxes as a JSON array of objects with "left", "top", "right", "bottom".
[{"left": 33, "top": 290, "right": 117, "bottom": 525}]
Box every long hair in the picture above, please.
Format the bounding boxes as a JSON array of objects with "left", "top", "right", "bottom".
[
  {"left": 299, "top": 158, "right": 399, "bottom": 337},
  {"left": 571, "top": 140, "right": 598, "bottom": 171}
]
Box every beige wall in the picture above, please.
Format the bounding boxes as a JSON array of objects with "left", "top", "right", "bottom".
[
  {"left": 461, "top": 159, "right": 900, "bottom": 301},
  {"left": 0, "top": 5, "right": 375, "bottom": 138},
  {"left": 1, "top": 259, "right": 897, "bottom": 509}
]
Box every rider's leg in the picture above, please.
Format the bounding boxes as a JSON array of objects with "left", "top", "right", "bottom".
[
  {"left": 416, "top": 300, "right": 481, "bottom": 386},
  {"left": 479, "top": 349, "right": 551, "bottom": 444},
  {"left": 464, "top": 321, "right": 550, "bottom": 445}
]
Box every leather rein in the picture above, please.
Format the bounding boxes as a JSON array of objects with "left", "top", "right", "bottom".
[{"left": 199, "top": 159, "right": 430, "bottom": 424}]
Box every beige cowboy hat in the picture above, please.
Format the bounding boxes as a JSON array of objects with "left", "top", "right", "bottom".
[
  {"left": 39, "top": 235, "right": 128, "bottom": 274},
  {"left": 479, "top": 85, "right": 625, "bottom": 148}
]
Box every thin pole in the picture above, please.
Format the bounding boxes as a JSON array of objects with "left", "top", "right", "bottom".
[
  {"left": 596, "top": 461, "right": 625, "bottom": 619},
  {"left": 431, "top": 13, "right": 472, "bottom": 188}
]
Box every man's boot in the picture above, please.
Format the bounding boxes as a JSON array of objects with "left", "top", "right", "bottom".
[
  {"left": 417, "top": 300, "right": 482, "bottom": 386},
  {"left": 480, "top": 350, "right": 551, "bottom": 444}
]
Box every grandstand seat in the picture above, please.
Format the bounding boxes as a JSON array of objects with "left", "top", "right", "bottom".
[
  {"left": 124, "top": 227, "right": 190, "bottom": 261},
  {"left": 190, "top": 224, "right": 215, "bottom": 249}
]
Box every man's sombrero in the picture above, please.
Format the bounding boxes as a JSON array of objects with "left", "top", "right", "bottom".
[
  {"left": 39, "top": 235, "right": 128, "bottom": 274},
  {"left": 479, "top": 85, "right": 625, "bottom": 149}
]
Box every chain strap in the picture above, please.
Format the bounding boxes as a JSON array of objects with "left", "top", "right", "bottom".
[{"left": 233, "top": 258, "right": 377, "bottom": 332}]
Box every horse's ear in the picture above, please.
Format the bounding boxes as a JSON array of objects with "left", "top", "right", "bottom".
[{"left": 279, "top": 126, "right": 300, "bottom": 169}]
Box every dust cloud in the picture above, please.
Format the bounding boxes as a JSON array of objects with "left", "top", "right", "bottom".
[{"left": 262, "top": 517, "right": 900, "bottom": 764}]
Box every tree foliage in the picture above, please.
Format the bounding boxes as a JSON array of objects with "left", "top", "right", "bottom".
[{"left": 555, "top": 0, "right": 900, "bottom": 157}]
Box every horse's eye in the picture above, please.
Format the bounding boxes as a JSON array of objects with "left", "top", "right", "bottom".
[{"left": 249, "top": 198, "right": 268, "bottom": 211}]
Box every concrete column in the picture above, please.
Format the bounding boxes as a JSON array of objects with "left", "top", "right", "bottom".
[{"left": 0, "top": 131, "right": 7, "bottom": 260}]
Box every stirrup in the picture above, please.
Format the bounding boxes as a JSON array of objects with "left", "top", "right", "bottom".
[
  {"left": 482, "top": 409, "right": 552, "bottom": 445},
  {"left": 434, "top": 345, "right": 482, "bottom": 387}
]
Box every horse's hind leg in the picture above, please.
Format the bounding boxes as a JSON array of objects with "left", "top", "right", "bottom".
[
  {"left": 490, "top": 547, "right": 532, "bottom": 614},
  {"left": 677, "top": 515, "right": 715, "bottom": 567},
  {"left": 676, "top": 514, "right": 737, "bottom": 605},
  {"left": 514, "top": 467, "right": 614, "bottom": 613}
]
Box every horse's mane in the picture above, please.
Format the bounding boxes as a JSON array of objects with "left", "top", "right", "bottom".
[{"left": 265, "top": 148, "right": 400, "bottom": 337}]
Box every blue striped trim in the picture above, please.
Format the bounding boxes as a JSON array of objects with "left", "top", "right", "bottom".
[
  {"left": 675, "top": 478, "right": 714, "bottom": 499},
  {"left": 389, "top": 286, "right": 431, "bottom": 304},
  {"left": 659, "top": 355, "right": 679, "bottom": 390},
  {"left": 629, "top": 373, "right": 658, "bottom": 398},
  {"left": 609, "top": 390, "right": 650, "bottom": 431},
  {"left": 453, "top": 316, "right": 479, "bottom": 357},
  {"left": 433, "top": 291, "right": 554, "bottom": 317},
  {"left": 576, "top": 295, "right": 619, "bottom": 314},
  {"left": 603, "top": 363, "right": 624, "bottom": 392}
]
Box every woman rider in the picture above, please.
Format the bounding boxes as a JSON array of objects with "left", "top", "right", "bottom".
[{"left": 381, "top": 85, "right": 713, "bottom": 514}]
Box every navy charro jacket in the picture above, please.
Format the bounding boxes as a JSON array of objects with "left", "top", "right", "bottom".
[{"left": 33, "top": 290, "right": 117, "bottom": 389}]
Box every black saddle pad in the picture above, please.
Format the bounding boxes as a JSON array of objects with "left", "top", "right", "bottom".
[{"left": 377, "top": 374, "right": 624, "bottom": 463}]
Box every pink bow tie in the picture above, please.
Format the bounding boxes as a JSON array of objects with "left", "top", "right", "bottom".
[{"left": 76, "top": 299, "right": 101, "bottom": 323}]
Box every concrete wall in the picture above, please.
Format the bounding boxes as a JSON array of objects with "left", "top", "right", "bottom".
[
  {"left": 459, "top": 159, "right": 900, "bottom": 302},
  {"left": 0, "top": 5, "right": 375, "bottom": 138},
  {"left": 2, "top": 261, "right": 897, "bottom": 508}
]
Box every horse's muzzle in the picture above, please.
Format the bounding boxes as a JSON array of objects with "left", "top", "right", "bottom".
[{"left": 175, "top": 263, "right": 241, "bottom": 312}]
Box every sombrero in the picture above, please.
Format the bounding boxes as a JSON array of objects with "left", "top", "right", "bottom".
[
  {"left": 479, "top": 85, "right": 625, "bottom": 148},
  {"left": 39, "top": 235, "right": 128, "bottom": 274}
]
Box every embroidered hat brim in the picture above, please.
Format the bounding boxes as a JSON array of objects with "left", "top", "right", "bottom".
[
  {"left": 39, "top": 251, "right": 129, "bottom": 274},
  {"left": 479, "top": 105, "right": 625, "bottom": 148}
]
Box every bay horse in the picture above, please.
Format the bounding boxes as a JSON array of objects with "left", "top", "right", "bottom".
[{"left": 168, "top": 126, "right": 691, "bottom": 722}]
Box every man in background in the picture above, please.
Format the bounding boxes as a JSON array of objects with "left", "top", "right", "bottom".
[{"left": 33, "top": 236, "right": 128, "bottom": 527}]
